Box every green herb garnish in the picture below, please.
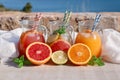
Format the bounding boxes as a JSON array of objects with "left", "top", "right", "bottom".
[
  {"left": 53, "top": 11, "right": 72, "bottom": 35},
  {"left": 54, "top": 26, "right": 66, "bottom": 34},
  {"left": 88, "top": 56, "right": 104, "bottom": 66},
  {"left": 13, "top": 55, "right": 31, "bottom": 68}
]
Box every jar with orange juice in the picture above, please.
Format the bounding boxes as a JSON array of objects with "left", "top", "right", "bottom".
[
  {"left": 75, "top": 14, "right": 102, "bottom": 57},
  {"left": 18, "top": 14, "right": 48, "bottom": 57}
]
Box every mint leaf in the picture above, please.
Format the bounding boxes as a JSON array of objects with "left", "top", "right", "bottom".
[
  {"left": 13, "top": 58, "right": 24, "bottom": 68},
  {"left": 88, "top": 56, "right": 104, "bottom": 66},
  {"left": 13, "top": 55, "right": 32, "bottom": 68},
  {"left": 20, "top": 55, "right": 24, "bottom": 61},
  {"left": 54, "top": 26, "right": 66, "bottom": 34},
  {"left": 13, "top": 58, "right": 20, "bottom": 64},
  {"left": 23, "top": 59, "right": 31, "bottom": 65},
  {"left": 88, "top": 56, "right": 96, "bottom": 65},
  {"left": 18, "top": 62, "right": 23, "bottom": 68},
  {"left": 95, "top": 57, "right": 104, "bottom": 66}
]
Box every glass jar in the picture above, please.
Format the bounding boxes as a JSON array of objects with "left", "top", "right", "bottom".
[
  {"left": 48, "top": 19, "right": 74, "bottom": 45},
  {"left": 18, "top": 18, "right": 48, "bottom": 57},
  {"left": 75, "top": 18, "right": 102, "bottom": 57}
]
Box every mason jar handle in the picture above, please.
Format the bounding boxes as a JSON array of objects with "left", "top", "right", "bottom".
[
  {"left": 68, "top": 25, "right": 75, "bottom": 45},
  {"left": 38, "top": 25, "right": 48, "bottom": 43},
  {"left": 20, "top": 20, "right": 29, "bottom": 32},
  {"left": 97, "top": 27, "right": 103, "bottom": 37}
]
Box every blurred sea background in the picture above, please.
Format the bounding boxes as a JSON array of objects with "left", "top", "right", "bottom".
[{"left": 0, "top": 0, "right": 120, "bottom": 12}]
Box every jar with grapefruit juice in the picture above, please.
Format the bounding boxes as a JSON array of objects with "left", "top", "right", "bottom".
[
  {"left": 75, "top": 16, "right": 102, "bottom": 57},
  {"left": 18, "top": 14, "right": 48, "bottom": 57}
]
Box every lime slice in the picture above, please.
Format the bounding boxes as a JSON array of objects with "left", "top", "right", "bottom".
[
  {"left": 47, "top": 33, "right": 59, "bottom": 44},
  {"left": 51, "top": 50, "right": 68, "bottom": 65}
]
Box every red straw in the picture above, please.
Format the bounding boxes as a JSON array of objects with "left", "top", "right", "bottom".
[
  {"left": 32, "top": 13, "right": 42, "bottom": 29},
  {"left": 34, "top": 13, "right": 42, "bottom": 21}
]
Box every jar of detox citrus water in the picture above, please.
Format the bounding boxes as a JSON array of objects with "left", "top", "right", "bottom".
[
  {"left": 47, "top": 11, "right": 74, "bottom": 45},
  {"left": 47, "top": 11, "right": 74, "bottom": 53}
]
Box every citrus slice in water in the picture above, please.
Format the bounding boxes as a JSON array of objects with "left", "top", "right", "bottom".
[
  {"left": 51, "top": 50, "right": 68, "bottom": 65},
  {"left": 47, "top": 33, "right": 59, "bottom": 44},
  {"left": 68, "top": 43, "right": 92, "bottom": 65},
  {"left": 26, "top": 42, "right": 52, "bottom": 65}
]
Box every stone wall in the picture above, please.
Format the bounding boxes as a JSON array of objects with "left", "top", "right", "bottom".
[{"left": 0, "top": 12, "right": 120, "bottom": 31}]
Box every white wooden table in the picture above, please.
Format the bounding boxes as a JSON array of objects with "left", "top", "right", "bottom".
[{"left": 0, "top": 62, "right": 120, "bottom": 80}]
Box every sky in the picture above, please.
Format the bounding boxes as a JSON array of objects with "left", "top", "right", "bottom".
[{"left": 0, "top": 0, "right": 120, "bottom": 12}]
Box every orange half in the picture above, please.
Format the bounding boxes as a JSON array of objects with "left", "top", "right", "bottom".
[{"left": 68, "top": 43, "right": 92, "bottom": 65}]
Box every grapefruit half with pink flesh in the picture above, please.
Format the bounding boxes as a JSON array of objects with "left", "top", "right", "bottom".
[
  {"left": 26, "top": 42, "right": 52, "bottom": 65},
  {"left": 50, "top": 39, "right": 71, "bottom": 53}
]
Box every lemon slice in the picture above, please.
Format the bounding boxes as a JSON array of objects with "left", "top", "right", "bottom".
[
  {"left": 47, "top": 33, "right": 59, "bottom": 44},
  {"left": 51, "top": 50, "right": 68, "bottom": 65}
]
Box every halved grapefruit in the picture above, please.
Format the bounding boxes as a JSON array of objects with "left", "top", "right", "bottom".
[
  {"left": 26, "top": 42, "right": 52, "bottom": 65},
  {"left": 50, "top": 39, "right": 71, "bottom": 53}
]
